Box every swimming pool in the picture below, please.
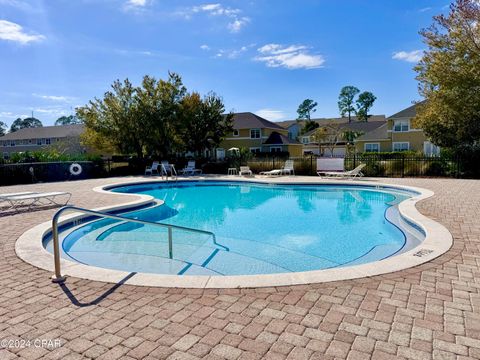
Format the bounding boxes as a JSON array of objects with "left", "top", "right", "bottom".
[{"left": 45, "top": 181, "right": 425, "bottom": 277}]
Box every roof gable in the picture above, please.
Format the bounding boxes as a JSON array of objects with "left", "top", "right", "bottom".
[{"left": 232, "top": 112, "right": 285, "bottom": 130}]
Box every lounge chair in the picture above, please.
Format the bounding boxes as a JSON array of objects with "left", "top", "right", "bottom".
[
  {"left": 179, "top": 161, "right": 202, "bottom": 176},
  {"left": 1, "top": 191, "right": 72, "bottom": 211},
  {"left": 317, "top": 164, "right": 366, "bottom": 179},
  {"left": 260, "top": 160, "right": 295, "bottom": 176},
  {"left": 145, "top": 161, "right": 160, "bottom": 176},
  {"left": 239, "top": 166, "right": 253, "bottom": 176}
]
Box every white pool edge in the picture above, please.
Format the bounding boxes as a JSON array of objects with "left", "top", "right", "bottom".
[{"left": 15, "top": 176, "right": 453, "bottom": 288}]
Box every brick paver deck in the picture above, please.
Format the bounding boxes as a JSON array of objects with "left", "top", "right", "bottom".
[{"left": 0, "top": 177, "right": 479, "bottom": 359}]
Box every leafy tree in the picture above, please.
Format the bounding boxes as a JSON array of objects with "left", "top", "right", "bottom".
[
  {"left": 413, "top": 0, "right": 480, "bottom": 148},
  {"left": 338, "top": 86, "right": 360, "bottom": 122},
  {"left": 303, "top": 120, "right": 319, "bottom": 134},
  {"left": 10, "top": 117, "right": 43, "bottom": 132},
  {"left": 178, "top": 92, "right": 233, "bottom": 155},
  {"left": 313, "top": 123, "right": 347, "bottom": 157},
  {"left": 0, "top": 121, "right": 6, "bottom": 136},
  {"left": 355, "top": 92, "right": 377, "bottom": 122},
  {"left": 55, "top": 115, "right": 82, "bottom": 126},
  {"left": 297, "top": 99, "right": 318, "bottom": 120}
]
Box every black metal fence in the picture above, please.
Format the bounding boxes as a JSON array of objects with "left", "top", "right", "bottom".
[{"left": 246, "top": 154, "right": 478, "bottom": 178}]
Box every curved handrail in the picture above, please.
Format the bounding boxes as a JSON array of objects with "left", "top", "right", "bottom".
[{"left": 51, "top": 205, "right": 219, "bottom": 282}]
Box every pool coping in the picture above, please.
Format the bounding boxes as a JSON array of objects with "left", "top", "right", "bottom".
[{"left": 15, "top": 176, "right": 453, "bottom": 288}]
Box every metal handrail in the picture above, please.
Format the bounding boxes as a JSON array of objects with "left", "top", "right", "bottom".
[
  {"left": 160, "top": 163, "right": 177, "bottom": 180},
  {"left": 51, "top": 205, "right": 218, "bottom": 282}
]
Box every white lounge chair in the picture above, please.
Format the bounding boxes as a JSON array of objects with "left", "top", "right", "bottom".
[
  {"left": 179, "top": 161, "right": 202, "bottom": 176},
  {"left": 145, "top": 161, "right": 160, "bottom": 176},
  {"left": 260, "top": 160, "right": 295, "bottom": 176},
  {"left": 239, "top": 166, "right": 253, "bottom": 176},
  {"left": 2, "top": 191, "right": 72, "bottom": 211},
  {"left": 317, "top": 164, "right": 366, "bottom": 179}
]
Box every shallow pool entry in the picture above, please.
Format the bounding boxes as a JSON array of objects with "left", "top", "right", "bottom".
[{"left": 45, "top": 181, "right": 424, "bottom": 276}]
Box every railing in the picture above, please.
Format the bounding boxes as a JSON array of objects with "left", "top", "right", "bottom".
[
  {"left": 51, "top": 205, "right": 219, "bottom": 282},
  {"left": 160, "top": 163, "right": 177, "bottom": 181}
]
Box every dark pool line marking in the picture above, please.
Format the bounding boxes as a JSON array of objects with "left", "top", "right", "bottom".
[{"left": 201, "top": 249, "right": 220, "bottom": 268}]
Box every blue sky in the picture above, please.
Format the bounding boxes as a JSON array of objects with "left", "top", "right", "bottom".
[{"left": 0, "top": 0, "right": 449, "bottom": 127}]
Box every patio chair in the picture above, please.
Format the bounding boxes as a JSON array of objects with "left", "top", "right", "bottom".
[
  {"left": 260, "top": 160, "right": 295, "bottom": 176},
  {"left": 0, "top": 192, "right": 38, "bottom": 207},
  {"left": 317, "top": 164, "right": 366, "bottom": 179},
  {"left": 179, "top": 161, "right": 202, "bottom": 176},
  {"left": 145, "top": 161, "right": 160, "bottom": 176},
  {"left": 239, "top": 166, "right": 253, "bottom": 176},
  {"left": 2, "top": 191, "right": 72, "bottom": 211}
]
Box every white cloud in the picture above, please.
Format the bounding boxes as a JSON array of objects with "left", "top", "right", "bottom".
[
  {"left": 32, "top": 93, "right": 73, "bottom": 102},
  {"left": 419, "top": 7, "right": 432, "bottom": 12},
  {"left": 392, "top": 50, "right": 423, "bottom": 63},
  {"left": 190, "top": 3, "right": 249, "bottom": 33},
  {"left": 0, "top": 20, "right": 45, "bottom": 44},
  {"left": 200, "top": 44, "right": 210, "bottom": 50},
  {"left": 215, "top": 45, "right": 248, "bottom": 59},
  {"left": 255, "top": 109, "right": 287, "bottom": 122},
  {"left": 126, "top": 0, "right": 147, "bottom": 7},
  {"left": 254, "top": 43, "right": 325, "bottom": 69}
]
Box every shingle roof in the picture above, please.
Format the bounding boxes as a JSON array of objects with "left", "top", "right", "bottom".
[
  {"left": 263, "top": 131, "right": 302, "bottom": 145},
  {"left": 0, "top": 124, "right": 85, "bottom": 140},
  {"left": 388, "top": 100, "right": 426, "bottom": 119},
  {"left": 276, "top": 115, "right": 386, "bottom": 129},
  {"left": 355, "top": 123, "right": 389, "bottom": 141},
  {"left": 231, "top": 112, "right": 285, "bottom": 130},
  {"left": 301, "top": 119, "right": 386, "bottom": 137}
]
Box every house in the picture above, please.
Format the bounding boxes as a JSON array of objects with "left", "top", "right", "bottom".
[
  {"left": 217, "top": 112, "right": 303, "bottom": 158},
  {"left": 277, "top": 116, "right": 386, "bottom": 156},
  {"left": 0, "top": 124, "right": 85, "bottom": 159},
  {"left": 354, "top": 102, "right": 441, "bottom": 155}
]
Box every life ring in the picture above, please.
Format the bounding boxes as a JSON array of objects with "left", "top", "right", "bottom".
[{"left": 69, "top": 163, "right": 82, "bottom": 176}]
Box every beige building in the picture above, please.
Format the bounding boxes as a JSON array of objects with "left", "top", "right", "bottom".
[
  {"left": 217, "top": 112, "right": 303, "bottom": 158},
  {"left": 355, "top": 102, "right": 440, "bottom": 155},
  {"left": 0, "top": 124, "right": 85, "bottom": 159}
]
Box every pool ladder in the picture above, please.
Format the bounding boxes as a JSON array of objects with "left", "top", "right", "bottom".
[
  {"left": 50, "top": 205, "right": 221, "bottom": 283},
  {"left": 160, "top": 163, "right": 177, "bottom": 181}
]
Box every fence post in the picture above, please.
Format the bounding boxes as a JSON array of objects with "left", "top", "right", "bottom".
[
  {"left": 353, "top": 154, "right": 356, "bottom": 169},
  {"left": 272, "top": 156, "right": 275, "bottom": 170},
  {"left": 401, "top": 154, "right": 405, "bottom": 178},
  {"left": 310, "top": 154, "right": 313, "bottom": 176}
]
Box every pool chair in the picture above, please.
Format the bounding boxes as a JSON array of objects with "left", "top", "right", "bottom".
[
  {"left": 1, "top": 191, "right": 72, "bottom": 212},
  {"left": 260, "top": 160, "right": 295, "bottom": 176},
  {"left": 145, "top": 161, "right": 160, "bottom": 176},
  {"left": 239, "top": 166, "right": 253, "bottom": 176},
  {"left": 179, "top": 161, "right": 202, "bottom": 176},
  {"left": 317, "top": 163, "right": 366, "bottom": 179}
]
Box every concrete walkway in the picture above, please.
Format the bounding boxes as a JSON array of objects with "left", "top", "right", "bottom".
[{"left": 0, "top": 177, "right": 479, "bottom": 359}]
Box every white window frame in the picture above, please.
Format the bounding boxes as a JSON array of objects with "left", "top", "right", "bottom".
[
  {"left": 270, "top": 146, "right": 282, "bottom": 153},
  {"left": 233, "top": 129, "right": 239, "bottom": 137},
  {"left": 301, "top": 136, "right": 310, "bottom": 144},
  {"left": 392, "top": 142, "right": 410, "bottom": 152},
  {"left": 364, "top": 143, "right": 380, "bottom": 153},
  {"left": 250, "top": 147, "right": 261, "bottom": 154},
  {"left": 393, "top": 119, "right": 409, "bottom": 132},
  {"left": 250, "top": 129, "right": 261, "bottom": 139},
  {"left": 423, "top": 141, "right": 440, "bottom": 156}
]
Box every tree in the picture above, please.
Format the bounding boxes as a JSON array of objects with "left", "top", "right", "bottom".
[
  {"left": 55, "top": 115, "right": 82, "bottom": 126},
  {"left": 10, "top": 117, "right": 43, "bottom": 132},
  {"left": 303, "top": 120, "right": 319, "bottom": 134},
  {"left": 413, "top": 0, "right": 480, "bottom": 148},
  {"left": 0, "top": 121, "right": 6, "bottom": 136},
  {"left": 338, "top": 86, "right": 360, "bottom": 122},
  {"left": 178, "top": 92, "right": 233, "bottom": 155},
  {"left": 355, "top": 92, "right": 377, "bottom": 122},
  {"left": 297, "top": 99, "right": 318, "bottom": 120},
  {"left": 313, "top": 123, "right": 347, "bottom": 157}
]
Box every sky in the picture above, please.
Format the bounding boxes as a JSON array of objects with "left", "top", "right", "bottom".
[{"left": 0, "top": 0, "right": 450, "bottom": 127}]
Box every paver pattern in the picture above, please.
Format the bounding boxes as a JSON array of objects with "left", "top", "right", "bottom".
[{"left": 0, "top": 177, "right": 479, "bottom": 360}]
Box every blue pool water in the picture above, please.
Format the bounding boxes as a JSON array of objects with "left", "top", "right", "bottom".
[{"left": 47, "top": 182, "right": 420, "bottom": 276}]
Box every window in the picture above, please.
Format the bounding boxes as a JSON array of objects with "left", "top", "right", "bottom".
[
  {"left": 46, "top": 138, "right": 51, "bottom": 145},
  {"left": 3, "top": 152, "right": 9, "bottom": 160},
  {"left": 28, "top": 139, "right": 32, "bottom": 144},
  {"left": 37, "top": 138, "right": 42, "bottom": 146},
  {"left": 10, "top": 140, "right": 15, "bottom": 147},
  {"left": 424, "top": 141, "right": 440, "bottom": 156},
  {"left": 393, "top": 142, "right": 410, "bottom": 152},
  {"left": 301, "top": 136, "right": 309, "bottom": 144},
  {"left": 250, "top": 147, "right": 261, "bottom": 153},
  {"left": 393, "top": 119, "right": 409, "bottom": 132},
  {"left": 364, "top": 143, "right": 380, "bottom": 152},
  {"left": 270, "top": 147, "right": 282, "bottom": 152},
  {"left": 250, "top": 129, "right": 261, "bottom": 139},
  {"left": 233, "top": 129, "right": 239, "bottom": 137}
]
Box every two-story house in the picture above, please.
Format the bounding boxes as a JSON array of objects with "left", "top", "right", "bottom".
[
  {"left": 0, "top": 124, "right": 85, "bottom": 159},
  {"left": 217, "top": 112, "right": 303, "bottom": 158},
  {"left": 354, "top": 102, "right": 440, "bottom": 155}
]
